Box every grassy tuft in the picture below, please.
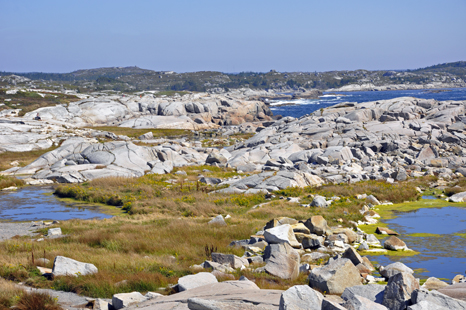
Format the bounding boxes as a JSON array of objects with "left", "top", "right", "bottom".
[
  {"left": 15, "top": 291, "right": 62, "bottom": 310},
  {"left": 0, "top": 278, "right": 24, "bottom": 309}
]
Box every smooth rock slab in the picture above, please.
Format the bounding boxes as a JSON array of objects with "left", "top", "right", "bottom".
[
  {"left": 112, "top": 292, "right": 147, "bottom": 310},
  {"left": 438, "top": 282, "right": 466, "bottom": 302},
  {"left": 412, "top": 288, "right": 466, "bottom": 309},
  {"left": 178, "top": 272, "right": 218, "bottom": 292},
  {"left": 407, "top": 300, "right": 449, "bottom": 310},
  {"left": 188, "top": 297, "right": 270, "bottom": 310},
  {"left": 279, "top": 285, "right": 323, "bottom": 310},
  {"left": 52, "top": 256, "right": 98, "bottom": 277},
  {"left": 124, "top": 280, "right": 282, "bottom": 310}
]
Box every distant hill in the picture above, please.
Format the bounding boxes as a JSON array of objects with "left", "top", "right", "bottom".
[{"left": 1, "top": 61, "right": 465, "bottom": 93}]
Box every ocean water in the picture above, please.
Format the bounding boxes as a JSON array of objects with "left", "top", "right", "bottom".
[{"left": 270, "top": 87, "right": 466, "bottom": 118}]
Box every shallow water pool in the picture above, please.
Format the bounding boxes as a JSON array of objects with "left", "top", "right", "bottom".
[
  {"left": 371, "top": 205, "right": 466, "bottom": 280},
  {"left": 0, "top": 186, "right": 113, "bottom": 222}
]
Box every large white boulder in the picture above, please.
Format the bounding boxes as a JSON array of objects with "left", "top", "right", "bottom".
[{"left": 52, "top": 256, "right": 98, "bottom": 277}]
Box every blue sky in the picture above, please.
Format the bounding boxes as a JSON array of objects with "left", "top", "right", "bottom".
[{"left": 1, "top": 0, "right": 465, "bottom": 73}]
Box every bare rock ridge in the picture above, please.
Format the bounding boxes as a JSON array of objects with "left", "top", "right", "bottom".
[
  {"left": 22, "top": 91, "right": 273, "bottom": 129},
  {"left": 3, "top": 95, "right": 466, "bottom": 189}
]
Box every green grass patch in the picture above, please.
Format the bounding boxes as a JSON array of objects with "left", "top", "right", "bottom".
[
  {"left": 407, "top": 233, "right": 442, "bottom": 238},
  {"left": 359, "top": 249, "right": 420, "bottom": 257}
]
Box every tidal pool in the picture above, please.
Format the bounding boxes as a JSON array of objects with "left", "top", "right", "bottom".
[
  {"left": 0, "top": 186, "right": 113, "bottom": 222},
  {"left": 372, "top": 204, "right": 466, "bottom": 281}
]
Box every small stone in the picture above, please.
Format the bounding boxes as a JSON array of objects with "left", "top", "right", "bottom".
[
  {"left": 47, "top": 228, "right": 62, "bottom": 236},
  {"left": 208, "top": 215, "right": 227, "bottom": 226}
]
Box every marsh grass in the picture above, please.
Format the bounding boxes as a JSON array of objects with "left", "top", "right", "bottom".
[
  {"left": 15, "top": 291, "right": 62, "bottom": 310},
  {"left": 0, "top": 89, "right": 79, "bottom": 117},
  {"left": 1, "top": 174, "right": 444, "bottom": 298},
  {"left": 443, "top": 177, "right": 466, "bottom": 196},
  {"left": 0, "top": 278, "right": 24, "bottom": 309},
  {"left": 0, "top": 176, "right": 25, "bottom": 190},
  {"left": 55, "top": 167, "right": 251, "bottom": 216}
]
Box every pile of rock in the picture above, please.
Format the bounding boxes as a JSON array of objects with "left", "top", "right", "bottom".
[
  {"left": 220, "top": 97, "right": 466, "bottom": 186},
  {"left": 188, "top": 215, "right": 397, "bottom": 287}
]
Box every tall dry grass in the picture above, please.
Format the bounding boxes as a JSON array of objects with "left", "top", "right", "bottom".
[
  {"left": 0, "top": 278, "right": 24, "bottom": 309},
  {"left": 0, "top": 146, "right": 58, "bottom": 171},
  {"left": 15, "top": 292, "right": 62, "bottom": 310}
]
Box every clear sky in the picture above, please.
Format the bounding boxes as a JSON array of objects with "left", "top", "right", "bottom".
[{"left": 1, "top": 0, "right": 465, "bottom": 73}]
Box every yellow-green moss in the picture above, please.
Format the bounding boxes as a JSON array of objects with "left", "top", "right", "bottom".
[
  {"left": 454, "top": 233, "right": 466, "bottom": 239},
  {"left": 407, "top": 233, "right": 442, "bottom": 238},
  {"left": 359, "top": 249, "right": 420, "bottom": 257}
]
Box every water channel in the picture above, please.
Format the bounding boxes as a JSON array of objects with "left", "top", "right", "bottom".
[
  {"left": 0, "top": 186, "right": 112, "bottom": 222},
  {"left": 370, "top": 199, "right": 466, "bottom": 281}
]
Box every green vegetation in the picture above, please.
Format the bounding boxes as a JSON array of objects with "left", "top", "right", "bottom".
[
  {"left": 359, "top": 249, "right": 420, "bottom": 257},
  {"left": 407, "top": 233, "right": 442, "bottom": 238},
  {"left": 0, "top": 278, "right": 62, "bottom": 310},
  {"left": 0, "top": 89, "right": 80, "bottom": 116},
  {"left": 3, "top": 61, "right": 464, "bottom": 93},
  {"left": 0, "top": 176, "right": 25, "bottom": 191}
]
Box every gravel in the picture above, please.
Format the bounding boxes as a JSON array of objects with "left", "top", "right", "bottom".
[{"left": 0, "top": 222, "right": 40, "bottom": 241}]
